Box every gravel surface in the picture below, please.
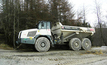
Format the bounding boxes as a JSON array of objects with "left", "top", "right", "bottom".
[{"left": 0, "top": 46, "right": 107, "bottom": 65}]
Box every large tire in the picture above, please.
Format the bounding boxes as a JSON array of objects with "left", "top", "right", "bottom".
[
  {"left": 35, "top": 37, "right": 50, "bottom": 52},
  {"left": 69, "top": 38, "right": 81, "bottom": 51},
  {"left": 82, "top": 38, "right": 91, "bottom": 50}
]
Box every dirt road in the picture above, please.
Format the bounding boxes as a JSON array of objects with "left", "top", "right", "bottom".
[{"left": 0, "top": 47, "right": 107, "bottom": 65}]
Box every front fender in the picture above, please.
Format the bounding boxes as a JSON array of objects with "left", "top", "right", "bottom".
[{"left": 34, "top": 35, "right": 54, "bottom": 46}]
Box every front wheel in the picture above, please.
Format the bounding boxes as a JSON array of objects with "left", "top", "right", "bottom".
[
  {"left": 69, "top": 38, "right": 81, "bottom": 51},
  {"left": 35, "top": 37, "right": 50, "bottom": 52},
  {"left": 82, "top": 38, "right": 91, "bottom": 50}
]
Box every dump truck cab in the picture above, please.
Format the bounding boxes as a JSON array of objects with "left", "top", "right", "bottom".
[{"left": 17, "top": 21, "right": 51, "bottom": 43}]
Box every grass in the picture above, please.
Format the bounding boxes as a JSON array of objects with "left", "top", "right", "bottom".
[
  {"left": 0, "top": 43, "right": 13, "bottom": 50},
  {"left": 81, "top": 50, "right": 104, "bottom": 55},
  {"left": 0, "top": 33, "right": 13, "bottom": 50}
]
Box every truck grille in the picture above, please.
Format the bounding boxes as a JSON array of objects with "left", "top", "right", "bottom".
[{"left": 27, "top": 31, "right": 37, "bottom": 37}]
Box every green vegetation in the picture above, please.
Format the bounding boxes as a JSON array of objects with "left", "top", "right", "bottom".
[{"left": 0, "top": 43, "right": 13, "bottom": 50}]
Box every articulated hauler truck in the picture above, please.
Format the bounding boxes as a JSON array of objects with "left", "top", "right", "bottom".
[{"left": 16, "top": 21, "right": 95, "bottom": 52}]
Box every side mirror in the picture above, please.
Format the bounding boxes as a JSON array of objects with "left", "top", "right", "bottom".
[
  {"left": 54, "top": 23, "right": 56, "bottom": 26},
  {"left": 35, "top": 25, "right": 38, "bottom": 28},
  {"left": 35, "top": 23, "right": 39, "bottom": 28}
]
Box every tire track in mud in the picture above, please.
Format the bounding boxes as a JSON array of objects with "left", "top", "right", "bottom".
[
  {"left": 0, "top": 49, "right": 107, "bottom": 65},
  {"left": 1, "top": 54, "right": 107, "bottom": 65}
]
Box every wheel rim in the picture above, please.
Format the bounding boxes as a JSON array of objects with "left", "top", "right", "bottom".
[
  {"left": 74, "top": 42, "right": 79, "bottom": 48},
  {"left": 41, "top": 42, "right": 46, "bottom": 47},
  {"left": 85, "top": 42, "right": 89, "bottom": 47}
]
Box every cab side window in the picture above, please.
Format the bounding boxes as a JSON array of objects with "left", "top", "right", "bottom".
[
  {"left": 47, "top": 22, "right": 51, "bottom": 29},
  {"left": 38, "top": 22, "right": 47, "bottom": 29}
]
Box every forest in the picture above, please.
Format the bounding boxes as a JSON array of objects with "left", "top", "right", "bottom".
[{"left": 0, "top": 0, "right": 90, "bottom": 48}]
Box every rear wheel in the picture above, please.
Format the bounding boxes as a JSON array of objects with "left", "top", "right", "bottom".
[
  {"left": 35, "top": 37, "right": 50, "bottom": 52},
  {"left": 69, "top": 38, "right": 81, "bottom": 51},
  {"left": 82, "top": 38, "right": 91, "bottom": 50}
]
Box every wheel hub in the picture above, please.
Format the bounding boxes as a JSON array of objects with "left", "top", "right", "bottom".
[
  {"left": 85, "top": 42, "right": 89, "bottom": 47},
  {"left": 41, "top": 42, "right": 46, "bottom": 47},
  {"left": 75, "top": 42, "right": 79, "bottom": 47}
]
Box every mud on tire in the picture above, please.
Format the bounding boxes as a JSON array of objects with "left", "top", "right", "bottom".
[
  {"left": 35, "top": 37, "right": 50, "bottom": 52},
  {"left": 69, "top": 38, "right": 81, "bottom": 51}
]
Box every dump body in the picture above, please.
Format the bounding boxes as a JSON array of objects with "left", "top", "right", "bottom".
[{"left": 52, "top": 22, "right": 95, "bottom": 42}]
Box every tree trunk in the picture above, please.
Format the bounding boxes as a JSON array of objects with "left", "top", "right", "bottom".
[{"left": 13, "top": 0, "right": 16, "bottom": 48}]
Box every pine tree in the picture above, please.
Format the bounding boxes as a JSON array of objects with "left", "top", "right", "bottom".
[{"left": 48, "top": 0, "right": 74, "bottom": 25}]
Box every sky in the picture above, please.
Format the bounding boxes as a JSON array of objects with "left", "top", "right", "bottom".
[{"left": 68, "top": 0, "right": 107, "bottom": 27}]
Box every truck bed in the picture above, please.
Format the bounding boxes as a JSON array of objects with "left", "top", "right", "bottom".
[{"left": 52, "top": 22, "right": 95, "bottom": 40}]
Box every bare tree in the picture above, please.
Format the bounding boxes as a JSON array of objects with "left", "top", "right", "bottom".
[
  {"left": 94, "top": 0, "right": 106, "bottom": 45},
  {"left": 95, "top": 0, "right": 101, "bottom": 26}
]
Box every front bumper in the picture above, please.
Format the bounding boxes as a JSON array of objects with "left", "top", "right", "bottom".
[
  {"left": 16, "top": 38, "right": 35, "bottom": 44},
  {"left": 16, "top": 38, "right": 21, "bottom": 44}
]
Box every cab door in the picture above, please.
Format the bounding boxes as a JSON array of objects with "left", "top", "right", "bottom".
[{"left": 37, "top": 21, "right": 51, "bottom": 36}]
